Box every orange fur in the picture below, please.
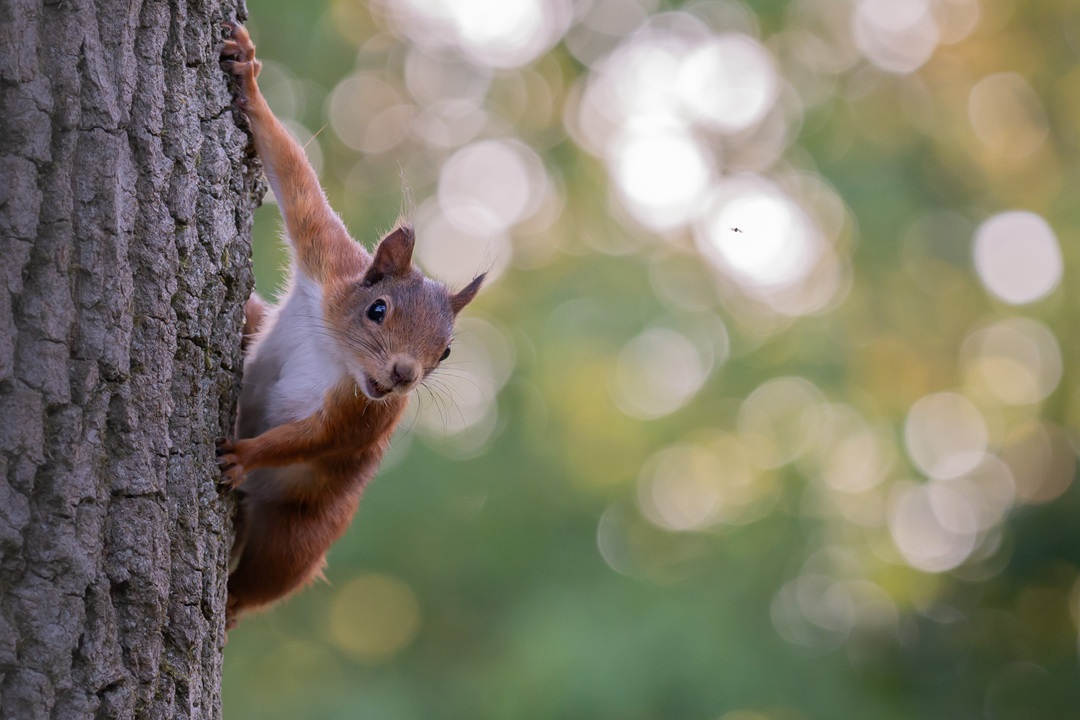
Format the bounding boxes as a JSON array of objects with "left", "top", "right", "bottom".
[
  {"left": 221, "top": 22, "right": 364, "bottom": 284},
  {"left": 222, "top": 383, "right": 404, "bottom": 622},
  {"left": 219, "top": 21, "right": 485, "bottom": 631},
  {"left": 241, "top": 293, "right": 267, "bottom": 354}
]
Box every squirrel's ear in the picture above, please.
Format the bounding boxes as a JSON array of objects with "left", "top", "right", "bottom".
[
  {"left": 363, "top": 224, "right": 415, "bottom": 286},
  {"left": 450, "top": 273, "right": 486, "bottom": 315}
]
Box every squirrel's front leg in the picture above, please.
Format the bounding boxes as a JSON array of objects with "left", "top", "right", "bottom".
[
  {"left": 217, "top": 414, "right": 335, "bottom": 488},
  {"left": 220, "top": 21, "right": 361, "bottom": 282}
]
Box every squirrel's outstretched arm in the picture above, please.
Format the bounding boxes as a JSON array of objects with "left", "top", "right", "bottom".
[{"left": 221, "top": 21, "right": 364, "bottom": 282}]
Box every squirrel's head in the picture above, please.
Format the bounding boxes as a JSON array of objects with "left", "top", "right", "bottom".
[{"left": 326, "top": 223, "right": 485, "bottom": 401}]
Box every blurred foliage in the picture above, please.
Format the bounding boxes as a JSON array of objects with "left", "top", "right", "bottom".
[{"left": 223, "top": 0, "right": 1080, "bottom": 718}]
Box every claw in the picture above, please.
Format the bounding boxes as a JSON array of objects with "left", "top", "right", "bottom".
[
  {"left": 220, "top": 463, "right": 246, "bottom": 488},
  {"left": 216, "top": 437, "right": 247, "bottom": 487},
  {"left": 219, "top": 21, "right": 260, "bottom": 114},
  {"left": 217, "top": 457, "right": 245, "bottom": 487}
]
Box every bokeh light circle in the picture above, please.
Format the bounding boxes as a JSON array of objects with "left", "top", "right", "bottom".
[
  {"left": 438, "top": 139, "right": 546, "bottom": 235},
  {"left": 387, "top": 0, "right": 573, "bottom": 69},
  {"left": 609, "top": 130, "right": 714, "bottom": 231},
  {"left": 973, "top": 211, "right": 1062, "bottom": 305},
  {"left": 851, "top": 0, "right": 940, "bottom": 74},
  {"left": 968, "top": 73, "right": 1048, "bottom": 161},
  {"left": 676, "top": 34, "right": 778, "bottom": 134},
  {"left": 904, "top": 392, "right": 988, "bottom": 480},
  {"left": 738, "top": 376, "right": 825, "bottom": 468},
  {"left": 325, "top": 574, "right": 421, "bottom": 664},
  {"left": 961, "top": 317, "right": 1062, "bottom": 405},
  {"left": 613, "top": 327, "right": 711, "bottom": 420},
  {"left": 888, "top": 481, "right": 979, "bottom": 573},
  {"left": 695, "top": 176, "right": 824, "bottom": 291}
]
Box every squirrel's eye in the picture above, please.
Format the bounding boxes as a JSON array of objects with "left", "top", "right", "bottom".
[
  {"left": 366, "top": 299, "right": 387, "bottom": 324},
  {"left": 440, "top": 346, "right": 451, "bottom": 361}
]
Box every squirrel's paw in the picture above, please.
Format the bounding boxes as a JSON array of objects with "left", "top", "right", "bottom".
[
  {"left": 216, "top": 437, "right": 248, "bottom": 488},
  {"left": 220, "top": 21, "right": 261, "bottom": 110}
]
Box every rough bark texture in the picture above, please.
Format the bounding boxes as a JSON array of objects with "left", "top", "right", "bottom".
[{"left": 0, "top": 0, "right": 258, "bottom": 717}]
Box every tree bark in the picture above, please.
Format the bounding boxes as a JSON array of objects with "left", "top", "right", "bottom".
[{"left": 0, "top": 0, "right": 256, "bottom": 717}]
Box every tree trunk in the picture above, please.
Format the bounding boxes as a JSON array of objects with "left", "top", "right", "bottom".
[{"left": 0, "top": 0, "right": 256, "bottom": 717}]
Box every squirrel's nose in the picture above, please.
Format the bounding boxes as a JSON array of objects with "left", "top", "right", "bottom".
[{"left": 390, "top": 360, "right": 418, "bottom": 388}]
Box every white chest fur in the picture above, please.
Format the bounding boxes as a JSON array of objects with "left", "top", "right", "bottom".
[{"left": 241, "top": 275, "right": 348, "bottom": 432}]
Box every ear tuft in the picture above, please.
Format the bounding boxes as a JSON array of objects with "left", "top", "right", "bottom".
[
  {"left": 362, "top": 224, "right": 415, "bottom": 286},
  {"left": 450, "top": 273, "right": 486, "bottom": 315}
]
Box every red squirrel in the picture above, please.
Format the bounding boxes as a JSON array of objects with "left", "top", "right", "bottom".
[{"left": 218, "top": 21, "right": 484, "bottom": 631}]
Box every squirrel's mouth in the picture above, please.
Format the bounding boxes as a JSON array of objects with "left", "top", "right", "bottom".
[{"left": 363, "top": 375, "right": 393, "bottom": 400}]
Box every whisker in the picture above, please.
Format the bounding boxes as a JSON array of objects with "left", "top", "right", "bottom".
[
  {"left": 428, "top": 382, "right": 449, "bottom": 436},
  {"left": 426, "top": 376, "right": 468, "bottom": 407},
  {"left": 424, "top": 376, "right": 473, "bottom": 439},
  {"left": 428, "top": 371, "right": 489, "bottom": 401}
]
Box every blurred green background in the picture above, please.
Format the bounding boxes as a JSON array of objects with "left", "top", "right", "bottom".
[{"left": 222, "top": 0, "right": 1080, "bottom": 717}]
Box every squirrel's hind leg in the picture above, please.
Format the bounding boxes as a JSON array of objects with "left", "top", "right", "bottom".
[
  {"left": 226, "top": 498, "right": 345, "bottom": 627},
  {"left": 242, "top": 292, "right": 270, "bottom": 354}
]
